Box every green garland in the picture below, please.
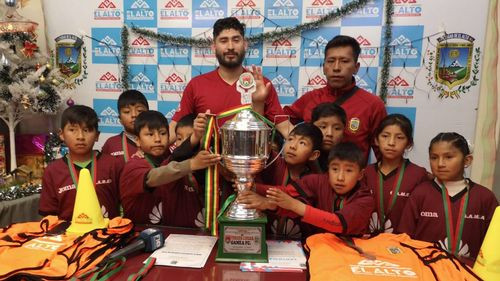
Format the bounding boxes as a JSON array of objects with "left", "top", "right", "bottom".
[
  {"left": 121, "top": 26, "right": 130, "bottom": 91},
  {"left": 131, "top": 0, "right": 371, "bottom": 47},
  {"left": 121, "top": 0, "right": 394, "bottom": 104},
  {"left": 0, "top": 183, "right": 41, "bottom": 201},
  {"left": 379, "top": 0, "right": 394, "bottom": 103}
]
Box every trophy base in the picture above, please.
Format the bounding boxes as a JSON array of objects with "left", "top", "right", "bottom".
[{"left": 216, "top": 211, "right": 268, "bottom": 263}]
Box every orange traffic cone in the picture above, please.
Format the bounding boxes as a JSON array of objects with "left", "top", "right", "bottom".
[{"left": 67, "top": 168, "right": 108, "bottom": 234}]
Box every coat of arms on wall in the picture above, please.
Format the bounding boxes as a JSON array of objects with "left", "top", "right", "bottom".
[
  {"left": 54, "top": 34, "right": 88, "bottom": 88},
  {"left": 425, "top": 33, "right": 480, "bottom": 99}
]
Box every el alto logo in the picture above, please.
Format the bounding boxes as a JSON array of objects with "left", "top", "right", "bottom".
[
  {"left": 308, "top": 75, "right": 326, "bottom": 86},
  {"left": 273, "top": 0, "right": 295, "bottom": 7},
  {"left": 161, "top": 73, "right": 186, "bottom": 94},
  {"left": 132, "top": 36, "right": 150, "bottom": 46},
  {"left": 98, "top": 0, "right": 116, "bottom": 8},
  {"left": 394, "top": 0, "right": 421, "bottom": 17},
  {"left": 387, "top": 76, "right": 414, "bottom": 99},
  {"left": 236, "top": 0, "right": 256, "bottom": 7},
  {"left": 165, "top": 73, "right": 184, "bottom": 83},
  {"left": 272, "top": 39, "right": 292, "bottom": 46},
  {"left": 96, "top": 72, "right": 121, "bottom": 93},
  {"left": 357, "top": 36, "right": 378, "bottom": 58},
  {"left": 131, "top": 0, "right": 150, "bottom": 9},
  {"left": 200, "top": 0, "right": 220, "bottom": 8},
  {"left": 165, "top": 0, "right": 184, "bottom": 8},
  {"left": 311, "top": 0, "right": 333, "bottom": 6},
  {"left": 272, "top": 75, "right": 296, "bottom": 97},
  {"left": 391, "top": 35, "right": 418, "bottom": 58}
]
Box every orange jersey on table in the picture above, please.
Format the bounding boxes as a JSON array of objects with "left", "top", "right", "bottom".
[
  {"left": 0, "top": 216, "right": 133, "bottom": 280},
  {"left": 306, "top": 232, "right": 481, "bottom": 281}
]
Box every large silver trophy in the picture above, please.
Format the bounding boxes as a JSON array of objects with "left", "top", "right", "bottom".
[
  {"left": 220, "top": 109, "right": 270, "bottom": 219},
  {"left": 216, "top": 108, "right": 271, "bottom": 262}
]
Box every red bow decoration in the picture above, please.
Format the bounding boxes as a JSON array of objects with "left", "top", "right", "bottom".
[{"left": 22, "top": 41, "right": 38, "bottom": 58}]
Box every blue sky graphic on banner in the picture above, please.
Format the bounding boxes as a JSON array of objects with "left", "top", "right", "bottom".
[
  {"left": 192, "top": 0, "right": 227, "bottom": 27},
  {"left": 263, "top": 66, "right": 299, "bottom": 105},
  {"left": 382, "top": 25, "right": 424, "bottom": 67},
  {"left": 94, "top": 99, "right": 122, "bottom": 134},
  {"left": 158, "top": 100, "right": 180, "bottom": 121},
  {"left": 265, "top": 0, "right": 302, "bottom": 27},
  {"left": 91, "top": 28, "right": 122, "bottom": 64},
  {"left": 355, "top": 67, "right": 378, "bottom": 94},
  {"left": 341, "top": 0, "right": 383, "bottom": 26},
  {"left": 129, "top": 65, "right": 158, "bottom": 100},
  {"left": 386, "top": 106, "right": 416, "bottom": 131},
  {"left": 300, "top": 27, "right": 340, "bottom": 66},
  {"left": 158, "top": 28, "right": 192, "bottom": 65},
  {"left": 124, "top": 0, "right": 157, "bottom": 27}
]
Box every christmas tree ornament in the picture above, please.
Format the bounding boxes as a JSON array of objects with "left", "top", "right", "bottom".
[
  {"left": 66, "top": 98, "right": 74, "bottom": 106},
  {"left": 0, "top": 0, "right": 38, "bottom": 34},
  {"left": 20, "top": 94, "right": 30, "bottom": 109},
  {"left": 45, "top": 63, "right": 51, "bottom": 69},
  {"left": 21, "top": 40, "right": 37, "bottom": 58},
  {"left": 0, "top": 53, "right": 9, "bottom": 66},
  {"left": 51, "top": 79, "right": 60, "bottom": 86},
  {"left": 39, "top": 75, "right": 45, "bottom": 82}
]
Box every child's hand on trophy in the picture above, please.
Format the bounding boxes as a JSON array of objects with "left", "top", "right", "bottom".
[
  {"left": 191, "top": 109, "right": 210, "bottom": 146},
  {"left": 238, "top": 190, "right": 276, "bottom": 211},
  {"left": 266, "top": 188, "right": 306, "bottom": 216},
  {"left": 190, "top": 150, "right": 221, "bottom": 171}
]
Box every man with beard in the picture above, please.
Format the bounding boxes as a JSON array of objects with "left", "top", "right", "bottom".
[{"left": 169, "top": 17, "right": 293, "bottom": 143}]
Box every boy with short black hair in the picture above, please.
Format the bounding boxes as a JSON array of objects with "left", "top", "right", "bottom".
[
  {"left": 120, "top": 111, "right": 220, "bottom": 227},
  {"left": 102, "top": 90, "right": 149, "bottom": 164},
  {"left": 241, "top": 142, "right": 373, "bottom": 236},
  {"left": 40, "top": 105, "right": 121, "bottom": 221},
  {"left": 254, "top": 122, "right": 322, "bottom": 238},
  {"left": 311, "top": 102, "right": 346, "bottom": 172}
]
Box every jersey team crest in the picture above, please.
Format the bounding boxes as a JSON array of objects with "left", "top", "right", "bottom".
[
  {"left": 426, "top": 33, "right": 480, "bottom": 99},
  {"left": 348, "top": 117, "right": 360, "bottom": 133}
]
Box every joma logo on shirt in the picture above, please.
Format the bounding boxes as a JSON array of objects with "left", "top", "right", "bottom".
[
  {"left": 420, "top": 211, "right": 438, "bottom": 218},
  {"left": 466, "top": 214, "right": 485, "bottom": 220},
  {"left": 58, "top": 179, "right": 113, "bottom": 194},
  {"left": 110, "top": 151, "right": 125, "bottom": 156}
]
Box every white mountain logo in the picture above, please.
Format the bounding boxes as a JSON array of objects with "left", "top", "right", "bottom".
[
  {"left": 438, "top": 237, "right": 470, "bottom": 258},
  {"left": 273, "top": 0, "right": 294, "bottom": 8},
  {"left": 99, "top": 36, "right": 117, "bottom": 46},
  {"left": 100, "top": 107, "right": 118, "bottom": 117},
  {"left": 149, "top": 202, "right": 163, "bottom": 224},
  {"left": 369, "top": 212, "right": 393, "bottom": 233},
  {"left": 390, "top": 35, "right": 412, "bottom": 46},
  {"left": 309, "top": 36, "right": 329, "bottom": 47},
  {"left": 131, "top": 0, "right": 150, "bottom": 9},
  {"left": 272, "top": 75, "right": 291, "bottom": 85},
  {"left": 200, "top": 0, "right": 220, "bottom": 8},
  {"left": 132, "top": 72, "right": 151, "bottom": 83}
]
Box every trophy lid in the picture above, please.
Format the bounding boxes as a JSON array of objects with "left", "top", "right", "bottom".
[{"left": 221, "top": 109, "right": 270, "bottom": 131}]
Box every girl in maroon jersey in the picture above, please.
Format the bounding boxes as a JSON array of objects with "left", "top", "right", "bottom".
[
  {"left": 398, "top": 132, "right": 498, "bottom": 264},
  {"left": 364, "top": 114, "right": 428, "bottom": 234}
]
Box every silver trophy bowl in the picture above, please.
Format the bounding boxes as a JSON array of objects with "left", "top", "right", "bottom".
[{"left": 220, "top": 109, "right": 270, "bottom": 220}]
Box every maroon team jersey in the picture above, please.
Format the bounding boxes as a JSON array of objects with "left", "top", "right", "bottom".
[
  {"left": 255, "top": 152, "right": 317, "bottom": 239},
  {"left": 39, "top": 152, "right": 121, "bottom": 221},
  {"left": 172, "top": 68, "right": 287, "bottom": 126},
  {"left": 284, "top": 82, "right": 387, "bottom": 161},
  {"left": 120, "top": 157, "right": 203, "bottom": 227},
  {"left": 363, "top": 159, "right": 428, "bottom": 234},
  {"left": 101, "top": 132, "right": 138, "bottom": 168},
  {"left": 256, "top": 173, "right": 374, "bottom": 235},
  {"left": 397, "top": 180, "right": 498, "bottom": 263}
]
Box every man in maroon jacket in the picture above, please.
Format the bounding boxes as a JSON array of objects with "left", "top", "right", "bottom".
[{"left": 284, "top": 35, "right": 386, "bottom": 162}]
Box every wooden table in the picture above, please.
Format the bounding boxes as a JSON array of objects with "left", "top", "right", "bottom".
[{"left": 111, "top": 226, "right": 308, "bottom": 281}]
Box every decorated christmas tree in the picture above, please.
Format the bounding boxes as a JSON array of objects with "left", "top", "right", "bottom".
[{"left": 0, "top": 0, "right": 69, "bottom": 171}]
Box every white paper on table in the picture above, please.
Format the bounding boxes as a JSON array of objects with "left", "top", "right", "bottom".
[
  {"left": 240, "top": 240, "right": 307, "bottom": 272},
  {"left": 146, "top": 234, "right": 218, "bottom": 268}
]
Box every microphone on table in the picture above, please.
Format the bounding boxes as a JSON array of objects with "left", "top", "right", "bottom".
[{"left": 106, "top": 228, "right": 164, "bottom": 262}]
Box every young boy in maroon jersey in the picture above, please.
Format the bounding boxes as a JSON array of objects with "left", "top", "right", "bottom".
[
  {"left": 120, "top": 111, "right": 221, "bottom": 227},
  {"left": 255, "top": 123, "right": 322, "bottom": 238},
  {"left": 240, "top": 142, "right": 374, "bottom": 236},
  {"left": 39, "top": 105, "right": 121, "bottom": 221},
  {"left": 101, "top": 90, "right": 148, "bottom": 166},
  {"left": 397, "top": 132, "right": 498, "bottom": 265},
  {"left": 311, "top": 102, "right": 346, "bottom": 172}
]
